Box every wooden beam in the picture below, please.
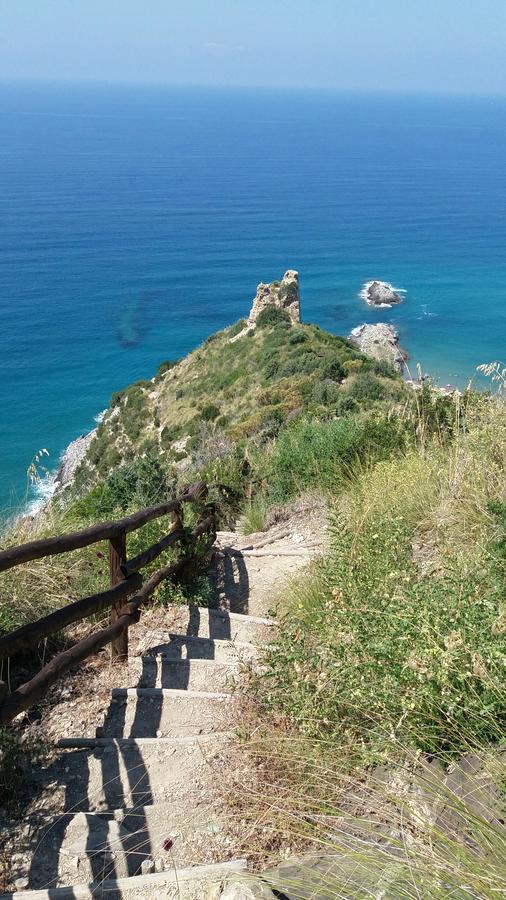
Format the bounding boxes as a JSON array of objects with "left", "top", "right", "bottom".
[
  {"left": 121, "top": 526, "right": 185, "bottom": 577},
  {"left": 109, "top": 531, "right": 128, "bottom": 661},
  {"left": 0, "top": 486, "right": 203, "bottom": 574},
  {"left": 0, "top": 532, "right": 217, "bottom": 725},
  {"left": 0, "top": 609, "right": 136, "bottom": 725},
  {"left": 0, "top": 572, "right": 142, "bottom": 659}
]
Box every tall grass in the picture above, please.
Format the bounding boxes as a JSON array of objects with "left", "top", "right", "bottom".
[
  {"left": 258, "top": 396, "right": 506, "bottom": 760},
  {"left": 231, "top": 729, "right": 506, "bottom": 899}
]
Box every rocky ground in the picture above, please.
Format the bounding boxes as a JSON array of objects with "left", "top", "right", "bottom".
[{"left": 349, "top": 322, "right": 408, "bottom": 373}]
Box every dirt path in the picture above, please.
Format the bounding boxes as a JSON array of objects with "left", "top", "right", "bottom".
[{"left": 1, "top": 504, "right": 326, "bottom": 899}]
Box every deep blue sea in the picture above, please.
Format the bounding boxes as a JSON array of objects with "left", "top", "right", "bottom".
[{"left": 1, "top": 83, "right": 506, "bottom": 517}]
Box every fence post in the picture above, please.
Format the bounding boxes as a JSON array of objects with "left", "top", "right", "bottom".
[
  {"left": 109, "top": 530, "right": 128, "bottom": 661},
  {"left": 172, "top": 503, "right": 184, "bottom": 533}
]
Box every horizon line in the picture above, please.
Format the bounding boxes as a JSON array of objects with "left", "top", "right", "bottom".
[{"left": 1, "top": 77, "right": 505, "bottom": 101}]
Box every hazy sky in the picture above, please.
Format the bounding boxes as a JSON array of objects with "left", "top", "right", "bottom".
[{"left": 1, "top": 0, "right": 506, "bottom": 94}]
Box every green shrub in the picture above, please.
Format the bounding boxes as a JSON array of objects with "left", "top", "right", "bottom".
[
  {"left": 288, "top": 331, "right": 307, "bottom": 346},
  {"left": 227, "top": 319, "right": 247, "bottom": 338},
  {"left": 310, "top": 380, "right": 342, "bottom": 407},
  {"left": 71, "top": 449, "right": 172, "bottom": 516},
  {"left": 256, "top": 304, "right": 291, "bottom": 329},
  {"left": 321, "top": 358, "right": 345, "bottom": 382},
  {"left": 200, "top": 403, "right": 220, "bottom": 422},
  {"left": 372, "top": 358, "right": 399, "bottom": 379},
  {"left": 259, "top": 407, "right": 286, "bottom": 440},
  {"left": 238, "top": 494, "right": 269, "bottom": 535},
  {"left": 269, "top": 414, "right": 408, "bottom": 501},
  {"left": 157, "top": 358, "right": 181, "bottom": 376},
  {"left": 346, "top": 371, "right": 387, "bottom": 402}
]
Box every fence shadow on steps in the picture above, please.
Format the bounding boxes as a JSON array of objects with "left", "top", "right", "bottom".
[
  {"left": 212, "top": 548, "right": 250, "bottom": 614},
  {"left": 25, "top": 605, "right": 245, "bottom": 893},
  {"left": 27, "top": 703, "right": 157, "bottom": 889}
]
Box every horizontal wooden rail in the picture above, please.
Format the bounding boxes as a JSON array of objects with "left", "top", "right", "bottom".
[
  {"left": 0, "top": 482, "right": 221, "bottom": 725},
  {"left": 121, "top": 527, "right": 186, "bottom": 577},
  {"left": 0, "top": 531, "right": 216, "bottom": 726},
  {"left": 0, "top": 573, "right": 143, "bottom": 659},
  {"left": 0, "top": 482, "right": 206, "bottom": 574},
  {"left": 0, "top": 607, "right": 141, "bottom": 725}
]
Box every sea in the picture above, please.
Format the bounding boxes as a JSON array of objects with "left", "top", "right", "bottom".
[{"left": 1, "top": 82, "right": 506, "bottom": 519}]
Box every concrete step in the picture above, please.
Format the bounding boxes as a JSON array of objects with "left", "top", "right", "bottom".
[
  {"left": 136, "top": 631, "right": 258, "bottom": 663},
  {"left": 96, "top": 689, "right": 237, "bottom": 739},
  {"left": 166, "top": 605, "right": 274, "bottom": 643},
  {"left": 26, "top": 805, "right": 234, "bottom": 887},
  {"left": 32, "top": 734, "right": 232, "bottom": 813},
  {"left": 0, "top": 858, "right": 247, "bottom": 899},
  {"left": 127, "top": 657, "right": 240, "bottom": 691}
]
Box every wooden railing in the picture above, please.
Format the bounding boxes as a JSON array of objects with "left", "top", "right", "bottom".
[{"left": 0, "top": 481, "right": 223, "bottom": 726}]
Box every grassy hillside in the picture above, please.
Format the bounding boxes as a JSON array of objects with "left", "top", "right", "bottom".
[
  {"left": 259, "top": 391, "right": 506, "bottom": 761},
  {"left": 74, "top": 313, "right": 407, "bottom": 494},
  {"left": 1, "top": 313, "right": 412, "bottom": 637}
]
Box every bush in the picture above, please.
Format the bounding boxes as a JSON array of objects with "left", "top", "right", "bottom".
[
  {"left": 71, "top": 449, "right": 172, "bottom": 516},
  {"left": 256, "top": 304, "right": 291, "bottom": 329},
  {"left": 227, "top": 319, "right": 247, "bottom": 338},
  {"left": 157, "top": 358, "right": 181, "bottom": 376},
  {"left": 288, "top": 331, "right": 307, "bottom": 346},
  {"left": 238, "top": 494, "right": 269, "bottom": 535},
  {"left": 200, "top": 403, "right": 220, "bottom": 422},
  {"left": 346, "top": 371, "right": 387, "bottom": 402},
  {"left": 372, "top": 358, "right": 399, "bottom": 379},
  {"left": 269, "top": 414, "right": 408, "bottom": 501},
  {"left": 321, "top": 358, "right": 345, "bottom": 382},
  {"left": 310, "top": 380, "right": 342, "bottom": 407}
]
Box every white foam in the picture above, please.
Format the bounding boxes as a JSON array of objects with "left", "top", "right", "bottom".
[
  {"left": 25, "top": 472, "right": 58, "bottom": 517},
  {"left": 94, "top": 408, "right": 107, "bottom": 424}
]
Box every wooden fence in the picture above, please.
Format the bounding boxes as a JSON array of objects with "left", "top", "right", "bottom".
[{"left": 0, "top": 481, "right": 222, "bottom": 726}]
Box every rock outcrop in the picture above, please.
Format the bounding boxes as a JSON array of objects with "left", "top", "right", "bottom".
[
  {"left": 54, "top": 430, "right": 96, "bottom": 492},
  {"left": 361, "top": 280, "right": 404, "bottom": 307},
  {"left": 247, "top": 270, "right": 301, "bottom": 327},
  {"left": 350, "top": 323, "right": 408, "bottom": 374}
]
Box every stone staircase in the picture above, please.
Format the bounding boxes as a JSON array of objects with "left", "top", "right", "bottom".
[
  {"left": 2, "top": 606, "right": 274, "bottom": 899},
  {"left": 2, "top": 516, "right": 327, "bottom": 899}
]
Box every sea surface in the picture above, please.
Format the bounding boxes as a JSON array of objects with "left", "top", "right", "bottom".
[{"left": 1, "top": 83, "right": 506, "bottom": 518}]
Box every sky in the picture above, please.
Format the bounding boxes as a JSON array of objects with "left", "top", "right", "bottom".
[{"left": 1, "top": 0, "right": 506, "bottom": 94}]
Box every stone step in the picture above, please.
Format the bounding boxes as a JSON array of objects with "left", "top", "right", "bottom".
[
  {"left": 25, "top": 805, "right": 234, "bottom": 888},
  {"left": 136, "top": 632, "right": 258, "bottom": 664},
  {"left": 127, "top": 656, "right": 240, "bottom": 691},
  {"left": 0, "top": 858, "right": 248, "bottom": 899},
  {"left": 32, "top": 734, "right": 232, "bottom": 813},
  {"left": 165, "top": 606, "right": 274, "bottom": 643},
  {"left": 95, "top": 689, "right": 237, "bottom": 739},
  {"left": 57, "top": 733, "right": 233, "bottom": 749}
]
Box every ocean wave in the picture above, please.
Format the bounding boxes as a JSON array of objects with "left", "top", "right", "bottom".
[
  {"left": 25, "top": 472, "right": 57, "bottom": 517},
  {"left": 94, "top": 409, "right": 107, "bottom": 424}
]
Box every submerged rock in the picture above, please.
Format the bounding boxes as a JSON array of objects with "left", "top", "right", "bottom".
[
  {"left": 350, "top": 323, "right": 408, "bottom": 374},
  {"left": 361, "top": 280, "right": 404, "bottom": 307},
  {"left": 247, "top": 270, "right": 301, "bottom": 327}
]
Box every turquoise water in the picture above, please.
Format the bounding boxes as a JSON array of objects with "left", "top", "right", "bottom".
[{"left": 1, "top": 83, "right": 506, "bottom": 517}]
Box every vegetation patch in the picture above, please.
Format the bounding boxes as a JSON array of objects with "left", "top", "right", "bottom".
[{"left": 259, "top": 398, "right": 506, "bottom": 760}]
